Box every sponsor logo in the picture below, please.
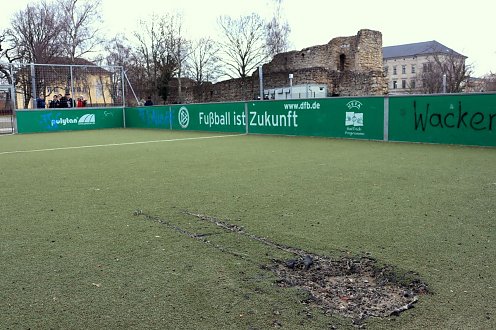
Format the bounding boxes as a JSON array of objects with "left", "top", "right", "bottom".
[
  {"left": 78, "top": 114, "right": 95, "bottom": 125},
  {"left": 50, "top": 113, "right": 95, "bottom": 127},
  {"left": 50, "top": 114, "right": 96, "bottom": 127},
  {"left": 346, "top": 100, "right": 363, "bottom": 110},
  {"left": 345, "top": 112, "right": 363, "bottom": 127},
  {"left": 178, "top": 106, "right": 190, "bottom": 128},
  {"left": 345, "top": 101, "right": 365, "bottom": 137}
]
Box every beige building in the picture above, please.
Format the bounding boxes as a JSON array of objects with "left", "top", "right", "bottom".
[
  {"left": 15, "top": 58, "right": 118, "bottom": 109},
  {"left": 383, "top": 41, "right": 466, "bottom": 94}
]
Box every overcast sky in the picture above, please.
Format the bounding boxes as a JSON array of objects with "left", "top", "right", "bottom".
[{"left": 1, "top": 0, "right": 494, "bottom": 77}]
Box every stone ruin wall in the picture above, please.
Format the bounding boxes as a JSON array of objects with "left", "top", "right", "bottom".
[{"left": 169, "top": 29, "right": 387, "bottom": 104}]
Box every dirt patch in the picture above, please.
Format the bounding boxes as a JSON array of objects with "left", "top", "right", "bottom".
[
  {"left": 265, "top": 254, "right": 429, "bottom": 325},
  {"left": 136, "top": 210, "right": 430, "bottom": 326}
]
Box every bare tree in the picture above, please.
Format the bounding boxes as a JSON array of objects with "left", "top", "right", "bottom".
[
  {"left": 420, "top": 51, "right": 471, "bottom": 94},
  {"left": 101, "top": 35, "right": 133, "bottom": 68},
  {"left": 57, "top": 0, "right": 103, "bottom": 61},
  {"left": 98, "top": 35, "right": 138, "bottom": 104},
  {"left": 0, "top": 31, "right": 17, "bottom": 85},
  {"left": 2, "top": 1, "right": 67, "bottom": 107},
  {"left": 265, "top": 0, "right": 291, "bottom": 59},
  {"left": 6, "top": 1, "right": 64, "bottom": 64},
  {"left": 481, "top": 73, "right": 496, "bottom": 92},
  {"left": 163, "top": 13, "right": 191, "bottom": 103},
  {"left": 217, "top": 13, "right": 269, "bottom": 79},
  {"left": 132, "top": 14, "right": 184, "bottom": 103},
  {"left": 187, "top": 38, "right": 222, "bottom": 84}
]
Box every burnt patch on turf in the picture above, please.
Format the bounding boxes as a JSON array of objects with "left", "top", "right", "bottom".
[
  {"left": 136, "top": 210, "right": 430, "bottom": 326},
  {"left": 265, "top": 255, "right": 429, "bottom": 325}
]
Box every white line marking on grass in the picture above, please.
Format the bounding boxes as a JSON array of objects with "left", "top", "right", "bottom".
[{"left": 0, "top": 134, "right": 245, "bottom": 155}]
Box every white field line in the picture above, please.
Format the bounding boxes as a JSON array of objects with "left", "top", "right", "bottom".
[{"left": 0, "top": 133, "right": 245, "bottom": 155}]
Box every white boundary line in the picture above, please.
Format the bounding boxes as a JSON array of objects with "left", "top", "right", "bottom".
[{"left": 0, "top": 133, "right": 245, "bottom": 155}]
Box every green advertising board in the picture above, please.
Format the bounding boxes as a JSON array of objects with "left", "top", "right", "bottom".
[
  {"left": 170, "top": 102, "right": 247, "bottom": 133},
  {"left": 247, "top": 97, "right": 384, "bottom": 140},
  {"left": 16, "top": 108, "right": 124, "bottom": 134},
  {"left": 389, "top": 94, "right": 496, "bottom": 146},
  {"left": 17, "top": 94, "right": 494, "bottom": 147},
  {"left": 125, "top": 106, "right": 172, "bottom": 129},
  {"left": 167, "top": 98, "right": 384, "bottom": 139}
]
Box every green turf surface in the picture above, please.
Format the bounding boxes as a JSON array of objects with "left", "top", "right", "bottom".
[{"left": 1, "top": 129, "right": 495, "bottom": 329}]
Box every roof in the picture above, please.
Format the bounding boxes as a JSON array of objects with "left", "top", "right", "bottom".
[
  {"left": 36, "top": 57, "right": 111, "bottom": 75},
  {"left": 383, "top": 41, "right": 465, "bottom": 59}
]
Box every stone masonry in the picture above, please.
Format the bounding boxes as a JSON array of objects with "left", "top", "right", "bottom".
[{"left": 167, "top": 29, "right": 387, "bottom": 104}]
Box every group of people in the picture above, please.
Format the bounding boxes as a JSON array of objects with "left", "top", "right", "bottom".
[
  {"left": 36, "top": 93, "right": 87, "bottom": 109},
  {"left": 49, "top": 93, "right": 87, "bottom": 108}
]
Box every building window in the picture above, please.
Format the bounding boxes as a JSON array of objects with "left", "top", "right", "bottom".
[
  {"left": 384, "top": 66, "right": 389, "bottom": 75},
  {"left": 393, "top": 81, "right": 397, "bottom": 89},
  {"left": 402, "top": 80, "right": 406, "bottom": 89},
  {"left": 402, "top": 65, "right": 406, "bottom": 74},
  {"left": 411, "top": 65, "right": 416, "bottom": 74},
  {"left": 411, "top": 80, "right": 416, "bottom": 89},
  {"left": 339, "top": 54, "right": 346, "bottom": 71},
  {"left": 393, "top": 66, "right": 397, "bottom": 75},
  {"left": 96, "top": 82, "right": 103, "bottom": 99}
]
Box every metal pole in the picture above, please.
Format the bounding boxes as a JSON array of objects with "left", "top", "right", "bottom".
[
  {"left": 289, "top": 73, "right": 293, "bottom": 99},
  {"left": 30, "top": 63, "right": 36, "bottom": 109},
  {"left": 383, "top": 96, "right": 389, "bottom": 141},
  {"left": 11, "top": 85, "right": 17, "bottom": 133},
  {"left": 10, "top": 64, "right": 16, "bottom": 110},
  {"left": 121, "top": 66, "right": 125, "bottom": 107},
  {"left": 244, "top": 101, "right": 249, "bottom": 134},
  {"left": 123, "top": 70, "right": 140, "bottom": 105},
  {"left": 70, "top": 65, "right": 74, "bottom": 104},
  {"left": 258, "top": 66, "right": 263, "bottom": 100},
  {"left": 442, "top": 74, "right": 447, "bottom": 93}
]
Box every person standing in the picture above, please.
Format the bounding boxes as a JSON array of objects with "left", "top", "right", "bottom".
[
  {"left": 65, "top": 93, "right": 74, "bottom": 108},
  {"left": 77, "top": 95, "right": 87, "bottom": 107},
  {"left": 59, "top": 94, "right": 68, "bottom": 108},
  {"left": 49, "top": 95, "right": 60, "bottom": 108},
  {"left": 144, "top": 96, "right": 153, "bottom": 106},
  {"left": 36, "top": 96, "right": 46, "bottom": 109}
]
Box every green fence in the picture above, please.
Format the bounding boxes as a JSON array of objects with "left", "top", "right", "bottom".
[
  {"left": 246, "top": 98, "right": 384, "bottom": 140},
  {"left": 16, "top": 94, "right": 496, "bottom": 147},
  {"left": 126, "top": 97, "right": 385, "bottom": 141},
  {"left": 16, "top": 108, "right": 124, "bottom": 134},
  {"left": 124, "top": 106, "right": 172, "bottom": 130},
  {"left": 388, "top": 94, "right": 496, "bottom": 147}
]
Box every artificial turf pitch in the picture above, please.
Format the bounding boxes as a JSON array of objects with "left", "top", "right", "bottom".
[{"left": 1, "top": 129, "right": 494, "bottom": 329}]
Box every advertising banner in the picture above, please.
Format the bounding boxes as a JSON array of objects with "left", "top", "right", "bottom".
[
  {"left": 170, "top": 102, "right": 247, "bottom": 133},
  {"left": 247, "top": 97, "right": 384, "bottom": 140},
  {"left": 17, "top": 94, "right": 495, "bottom": 147},
  {"left": 16, "top": 108, "right": 124, "bottom": 134}
]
